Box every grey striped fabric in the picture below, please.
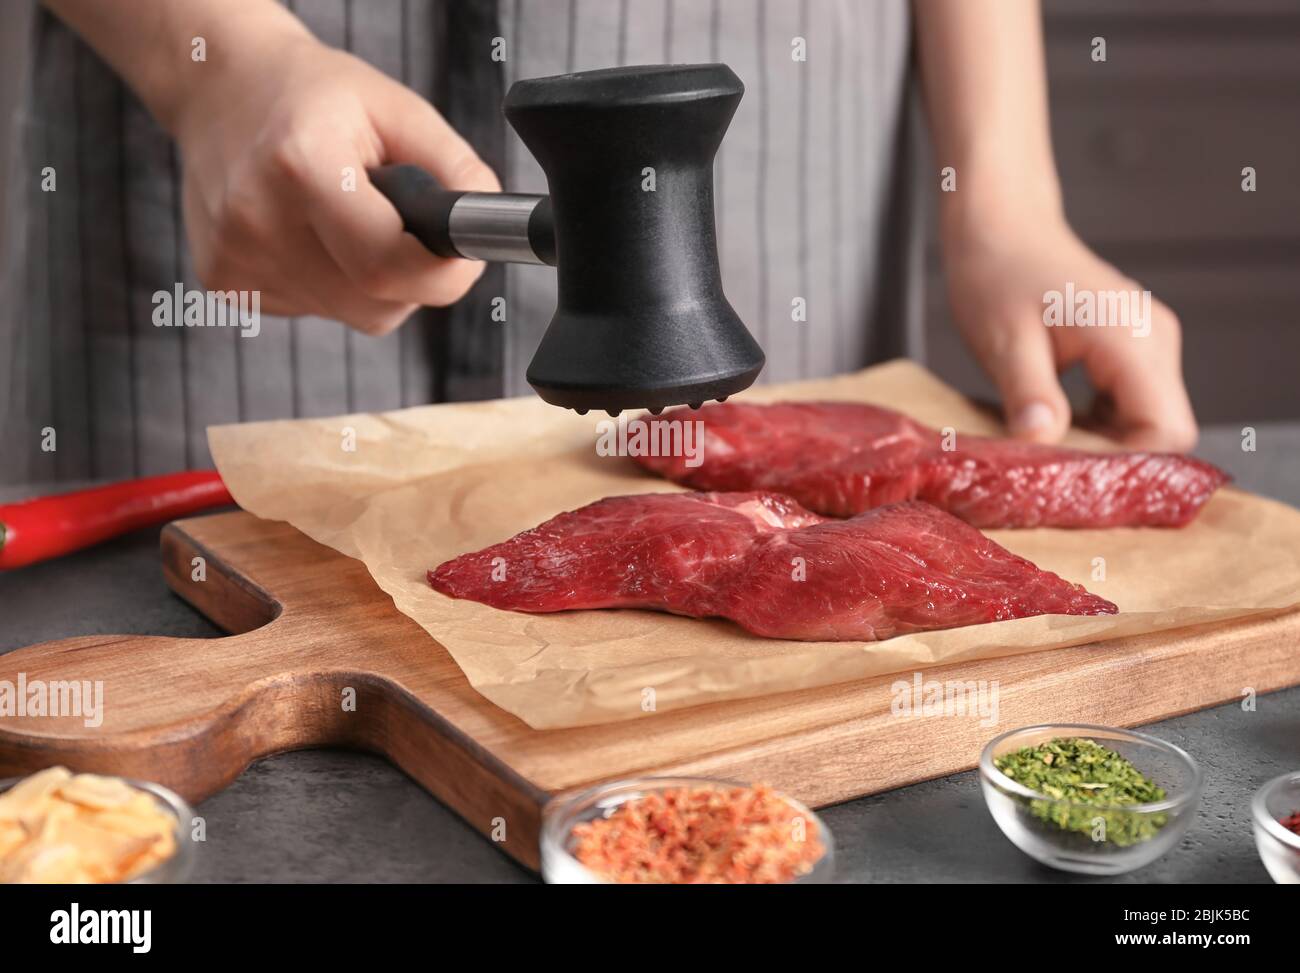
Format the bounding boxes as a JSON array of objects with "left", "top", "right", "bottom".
[{"left": 0, "top": 0, "right": 920, "bottom": 486}]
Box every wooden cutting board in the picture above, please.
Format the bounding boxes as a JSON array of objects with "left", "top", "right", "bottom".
[{"left": 2, "top": 510, "right": 1299, "bottom": 870}]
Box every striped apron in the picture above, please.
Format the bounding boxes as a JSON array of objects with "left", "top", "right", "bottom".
[{"left": 0, "top": 0, "right": 921, "bottom": 485}]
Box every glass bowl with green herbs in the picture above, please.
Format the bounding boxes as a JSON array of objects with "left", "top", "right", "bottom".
[{"left": 979, "top": 724, "right": 1202, "bottom": 875}]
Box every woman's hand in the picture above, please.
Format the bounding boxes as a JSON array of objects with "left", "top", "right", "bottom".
[
  {"left": 943, "top": 215, "right": 1198, "bottom": 452},
  {"left": 912, "top": 0, "right": 1197, "bottom": 452},
  {"left": 168, "top": 14, "right": 498, "bottom": 334}
]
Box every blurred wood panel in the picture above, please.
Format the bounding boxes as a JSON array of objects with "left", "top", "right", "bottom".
[
  {"left": 923, "top": 4, "right": 1300, "bottom": 424},
  {"left": 1046, "top": 31, "right": 1300, "bottom": 89},
  {"left": 1044, "top": 0, "right": 1300, "bottom": 22},
  {"left": 1053, "top": 92, "right": 1300, "bottom": 246}
]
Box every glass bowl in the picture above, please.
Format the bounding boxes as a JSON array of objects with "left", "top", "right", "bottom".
[
  {"left": 979, "top": 724, "right": 1202, "bottom": 875},
  {"left": 0, "top": 773, "right": 196, "bottom": 884},
  {"left": 1251, "top": 771, "right": 1300, "bottom": 884},
  {"left": 540, "top": 776, "right": 834, "bottom": 884}
]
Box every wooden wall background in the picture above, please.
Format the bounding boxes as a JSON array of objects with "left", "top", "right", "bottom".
[{"left": 922, "top": 0, "right": 1300, "bottom": 424}]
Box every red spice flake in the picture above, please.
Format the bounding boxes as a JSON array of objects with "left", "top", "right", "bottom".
[
  {"left": 1281, "top": 811, "right": 1300, "bottom": 837},
  {"left": 569, "top": 783, "right": 824, "bottom": 884}
]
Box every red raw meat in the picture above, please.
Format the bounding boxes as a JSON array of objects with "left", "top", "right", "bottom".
[
  {"left": 428, "top": 492, "right": 1116, "bottom": 641},
  {"left": 633, "top": 401, "right": 1229, "bottom": 528}
]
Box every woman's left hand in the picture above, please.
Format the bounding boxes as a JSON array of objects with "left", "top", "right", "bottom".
[{"left": 943, "top": 215, "right": 1198, "bottom": 453}]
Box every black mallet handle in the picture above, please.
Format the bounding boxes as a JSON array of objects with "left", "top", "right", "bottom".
[{"left": 368, "top": 164, "right": 556, "bottom": 266}]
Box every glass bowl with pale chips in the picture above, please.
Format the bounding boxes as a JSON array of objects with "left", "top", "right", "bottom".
[{"left": 0, "top": 766, "right": 194, "bottom": 884}]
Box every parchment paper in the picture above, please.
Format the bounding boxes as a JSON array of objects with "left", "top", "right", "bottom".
[{"left": 208, "top": 360, "right": 1300, "bottom": 729}]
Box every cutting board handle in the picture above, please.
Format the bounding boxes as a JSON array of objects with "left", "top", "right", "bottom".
[{"left": 0, "top": 514, "right": 547, "bottom": 869}]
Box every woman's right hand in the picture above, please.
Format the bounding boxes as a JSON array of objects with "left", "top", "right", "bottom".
[{"left": 170, "top": 17, "right": 499, "bottom": 334}]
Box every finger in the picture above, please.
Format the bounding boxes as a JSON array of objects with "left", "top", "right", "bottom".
[
  {"left": 284, "top": 132, "right": 486, "bottom": 308},
  {"left": 185, "top": 132, "right": 427, "bottom": 328},
  {"left": 269, "top": 224, "right": 420, "bottom": 333},
  {"left": 210, "top": 259, "right": 417, "bottom": 334},
  {"left": 1087, "top": 349, "right": 1198, "bottom": 452},
  {"left": 209, "top": 220, "right": 419, "bottom": 334},
  {"left": 980, "top": 318, "right": 1072, "bottom": 442}
]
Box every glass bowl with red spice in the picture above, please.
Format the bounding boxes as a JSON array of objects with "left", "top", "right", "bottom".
[
  {"left": 540, "top": 777, "right": 834, "bottom": 884},
  {"left": 1252, "top": 770, "right": 1300, "bottom": 884}
]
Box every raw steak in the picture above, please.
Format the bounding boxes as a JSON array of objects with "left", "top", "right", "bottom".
[
  {"left": 428, "top": 492, "right": 1116, "bottom": 641},
  {"left": 633, "top": 402, "right": 1229, "bottom": 528}
]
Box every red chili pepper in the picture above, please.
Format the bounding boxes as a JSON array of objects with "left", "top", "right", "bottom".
[{"left": 0, "top": 471, "right": 234, "bottom": 569}]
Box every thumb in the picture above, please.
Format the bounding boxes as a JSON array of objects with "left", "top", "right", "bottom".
[
  {"left": 985, "top": 322, "right": 1072, "bottom": 443},
  {"left": 1089, "top": 348, "right": 1198, "bottom": 452}
]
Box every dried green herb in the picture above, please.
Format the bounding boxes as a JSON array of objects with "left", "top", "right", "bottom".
[{"left": 994, "top": 737, "right": 1167, "bottom": 846}]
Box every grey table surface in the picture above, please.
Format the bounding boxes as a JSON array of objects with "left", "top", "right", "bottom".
[{"left": 2, "top": 423, "right": 1298, "bottom": 883}]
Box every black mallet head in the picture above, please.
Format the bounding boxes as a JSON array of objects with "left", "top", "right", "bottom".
[{"left": 505, "top": 64, "right": 764, "bottom": 415}]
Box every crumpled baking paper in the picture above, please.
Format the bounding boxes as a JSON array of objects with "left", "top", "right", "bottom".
[{"left": 208, "top": 360, "right": 1300, "bottom": 729}]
